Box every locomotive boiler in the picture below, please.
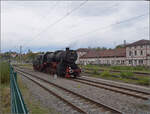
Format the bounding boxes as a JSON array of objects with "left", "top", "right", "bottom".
[{"left": 33, "top": 48, "right": 81, "bottom": 78}]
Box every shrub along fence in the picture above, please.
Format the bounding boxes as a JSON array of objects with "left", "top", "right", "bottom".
[{"left": 10, "top": 65, "right": 28, "bottom": 114}]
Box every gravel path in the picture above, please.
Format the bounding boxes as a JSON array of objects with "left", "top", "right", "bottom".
[{"left": 16, "top": 67, "right": 150, "bottom": 114}]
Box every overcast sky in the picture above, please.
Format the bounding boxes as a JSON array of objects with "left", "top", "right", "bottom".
[{"left": 1, "top": 1, "right": 149, "bottom": 53}]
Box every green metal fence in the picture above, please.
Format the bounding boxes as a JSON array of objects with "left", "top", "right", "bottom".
[{"left": 10, "top": 65, "right": 28, "bottom": 114}]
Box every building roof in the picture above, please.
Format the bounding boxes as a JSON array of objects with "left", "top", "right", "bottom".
[
  {"left": 126, "top": 39, "right": 150, "bottom": 47},
  {"left": 99, "top": 48, "right": 126, "bottom": 58},
  {"left": 80, "top": 48, "right": 126, "bottom": 59},
  {"left": 76, "top": 48, "right": 90, "bottom": 52},
  {"left": 80, "top": 50, "right": 100, "bottom": 58}
]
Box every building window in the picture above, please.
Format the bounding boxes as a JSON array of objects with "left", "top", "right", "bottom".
[
  {"left": 135, "top": 51, "right": 137, "bottom": 56},
  {"left": 107, "top": 60, "right": 109, "bottom": 64},
  {"left": 99, "top": 60, "right": 101, "bottom": 63},
  {"left": 112, "top": 60, "right": 114, "bottom": 64},
  {"left": 139, "top": 60, "right": 143, "bottom": 64},
  {"left": 129, "top": 51, "right": 132, "bottom": 56},
  {"left": 121, "top": 60, "right": 124, "bottom": 64},
  {"left": 140, "top": 50, "right": 143, "bottom": 55},
  {"left": 129, "top": 60, "right": 132, "bottom": 64},
  {"left": 134, "top": 60, "right": 137, "bottom": 65},
  {"left": 117, "top": 60, "right": 120, "bottom": 64},
  {"left": 141, "top": 45, "right": 143, "bottom": 48}
]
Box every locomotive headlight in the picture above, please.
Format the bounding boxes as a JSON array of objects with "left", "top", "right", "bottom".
[{"left": 69, "top": 67, "right": 73, "bottom": 73}]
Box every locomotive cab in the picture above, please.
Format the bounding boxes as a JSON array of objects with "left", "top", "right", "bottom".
[{"left": 33, "top": 54, "right": 44, "bottom": 71}]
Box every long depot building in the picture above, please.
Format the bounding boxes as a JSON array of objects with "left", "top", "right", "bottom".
[{"left": 77, "top": 39, "right": 150, "bottom": 66}]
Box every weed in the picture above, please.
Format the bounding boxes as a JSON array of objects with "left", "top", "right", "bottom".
[
  {"left": 0, "top": 62, "right": 10, "bottom": 85},
  {"left": 92, "top": 69, "right": 100, "bottom": 75},
  {"left": 101, "top": 70, "right": 111, "bottom": 77},
  {"left": 120, "top": 71, "right": 134, "bottom": 79},
  {"left": 138, "top": 77, "right": 150, "bottom": 86}
]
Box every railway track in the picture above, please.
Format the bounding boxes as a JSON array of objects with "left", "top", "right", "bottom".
[
  {"left": 15, "top": 66, "right": 150, "bottom": 100},
  {"left": 15, "top": 66, "right": 150, "bottom": 99},
  {"left": 16, "top": 68, "right": 122, "bottom": 114},
  {"left": 71, "top": 77, "right": 150, "bottom": 100}
]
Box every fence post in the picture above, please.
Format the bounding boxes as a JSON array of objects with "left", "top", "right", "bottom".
[
  {"left": 14, "top": 72, "right": 17, "bottom": 83},
  {"left": 10, "top": 64, "right": 13, "bottom": 113},
  {"left": 10, "top": 65, "right": 29, "bottom": 114}
]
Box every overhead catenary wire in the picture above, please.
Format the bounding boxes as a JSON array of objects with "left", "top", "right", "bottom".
[
  {"left": 7, "top": 2, "right": 118, "bottom": 53},
  {"left": 22, "top": 12, "right": 148, "bottom": 53},
  {"left": 26, "top": 12, "right": 148, "bottom": 53},
  {"left": 7, "top": 1, "right": 59, "bottom": 53},
  {"left": 66, "top": 12, "right": 149, "bottom": 49},
  {"left": 69, "top": 12, "right": 149, "bottom": 42},
  {"left": 31, "top": 1, "right": 59, "bottom": 34},
  {"left": 49, "top": 3, "right": 120, "bottom": 42},
  {"left": 22, "top": 0, "right": 88, "bottom": 51},
  {"left": 6, "top": 2, "right": 149, "bottom": 53}
]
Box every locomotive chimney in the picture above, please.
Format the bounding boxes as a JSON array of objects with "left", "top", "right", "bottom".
[{"left": 66, "top": 47, "right": 69, "bottom": 51}]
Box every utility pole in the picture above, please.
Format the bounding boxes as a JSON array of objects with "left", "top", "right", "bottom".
[{"left": 20, "top": 45, "right": 22, "bottom": 64}]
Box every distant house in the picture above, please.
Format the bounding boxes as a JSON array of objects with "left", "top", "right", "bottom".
[
  {"left": 76, "top": 48, "right": 90, "bottom": 64},
  {"left": 79, "top": 48, "right": 126, "bottom": 65},
  {"left": 11, "top": 53, "right": 18, "bottom": 58},
  {"left": 126, "top": 39, "right": 150, "bottom": 66},
  {"left": 77, "top": 39, "right": 150, "bottom": 66}
]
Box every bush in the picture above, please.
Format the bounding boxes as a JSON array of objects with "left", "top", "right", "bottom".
[
  {"left": 120, "top": 71, "right": 134, "bottom": 79},
  {"left": 0, "top": 62, "right": 10, "bottom": 84},
  {"left": 138, "top": 78, "right": 150, "bottom": 86},
  {"left": 101, "top": 70, "right": 111, "bottom": 77}
]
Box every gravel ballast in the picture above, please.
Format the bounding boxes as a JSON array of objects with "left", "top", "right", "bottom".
[
  {"left": 20, "top": 74, "right": 83, "bottom": 114},
  {"left": 16, "top": 67, "right": 150, "bottom": 114}
]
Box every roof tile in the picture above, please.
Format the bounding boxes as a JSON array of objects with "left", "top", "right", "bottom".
[
  {"left": 80, "top": 48, "right": 126, "bottom": 58},
  {"left": 126, "top": 39, "right": 150, "bottom": 47}
]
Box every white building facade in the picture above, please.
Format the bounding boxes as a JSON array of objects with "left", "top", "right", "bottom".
[
  {"left": 77, "top": 40, "right": 150, "bottom": 66},
  {"left": 126, "top": 40, "right": 150, "bottom": 66}
]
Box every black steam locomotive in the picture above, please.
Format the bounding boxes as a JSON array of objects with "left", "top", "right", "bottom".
[{"left": 33, "top": 48, "right": 81, "bottom": 78}]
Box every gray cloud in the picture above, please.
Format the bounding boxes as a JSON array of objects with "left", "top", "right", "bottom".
[{"left": 1, "top": 1, "right": 149, "bottom": 52}]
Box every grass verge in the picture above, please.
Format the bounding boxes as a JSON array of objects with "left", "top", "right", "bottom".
[
  {"left": 0, "top": 62, "right": 10, "bottom": 84},
  {"left": 82, "top": 69, "right": 150, "bottom": 86},
  {"left": 80, "top": 64, "right": 150, "bottom": 73},
  {"left": 0, "top": 61, "right": 10, "bottom": 114},
  {"left": 1, "top": 85, "right": 10, "bottom": 114}
]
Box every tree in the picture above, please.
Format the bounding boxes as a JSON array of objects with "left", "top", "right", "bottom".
[{"left": 115, "top": 44, "right": 125, "bottom": 49}]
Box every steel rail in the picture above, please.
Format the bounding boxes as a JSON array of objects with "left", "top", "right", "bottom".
[
  {"left": 15, "top": 66, "right": 150, "bottom": 98},
  {"left": 77, "top": 77, "right": 150, "bottom": 95},
  {"left": 15, "top": 66, "right": 150, "bottom": 100},
  {"left": 17, "top": 70, "right": 86, "bottom": 114},
  {"left": 72, "top": 78, "right": 150, "bottom": 100},
  {"left": 16, "top": 68, "right": 122, "bottom": 114}
]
